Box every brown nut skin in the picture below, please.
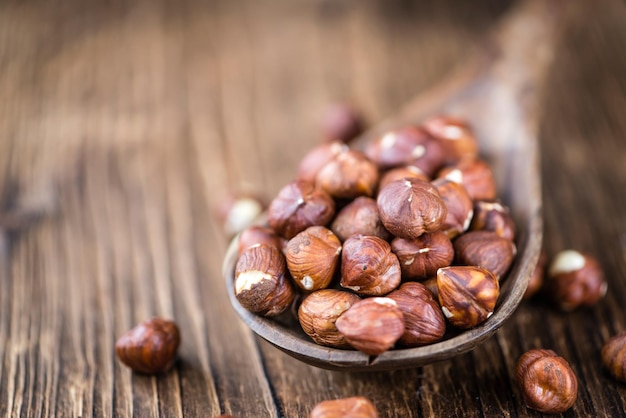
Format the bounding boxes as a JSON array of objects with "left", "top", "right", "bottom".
[
  {"left": 364, "top": 126, "right": 431, "bottom": 170},
  {"left": 377, "top": 178, "right": 447, "bottom": 240},
  {"left": 316, "top": 148, "right": 379, "bottom": 199},
  {"left": 454, "top": 230, "right": 517, "bottom": 279},
  {"left": 516, "top": 349, "right": 578, "bottom": 414},
  {"left": 422, "top": 115, "right": 478, "bottom": 164},
  {"left": 437, "top": 266, "right": 499, "bottom": 329},
  {"left": 217, "top": 194, "right": 265, "bottom": 237},
  {"left": 331, "top": 196, "right": 391, "bottom": 242},
  {"left": 340, "top": 235, "right": 401, "bottom": 296},
  {"left": 267, "top": 180, "right": 336, "bottom": 239},
  {"left": 523, "top": 251, "right": 546, "bottom": 300},
  {"left": 379, "top": 165, "right": 430, "bottom": 190},
  {"left": 469, "top": 200, "right": 515, "bottom": 241},
  {"left": 298, "top": 289, "right": 361, "bottom": 348},
  {"left": 321, "top": 103, "right": 364, "bottom": 144},
  {"left": 237, "top": 225, "right": 283, "bottom": 255},
  {"left": 432, "top": 178, "right": 474, "bottom": 239},
  {"left": 438, "top": 159, "right": 497, "bottom": 201},
  {"left": 335, "top": 297, "right": 405, "bottom": 355},
  {"left": 601, "top": 332, "right": 626, "bottom": 382},
  {"left": 390, "top": 231, "right": 454, "bottom": 280},
  {"left": 421, "top": 276, "right": 439, "bottom": 299},
  {"left": 115, "top": 318, "right": 181, "bottom": 374},
  {"left": 285, "top": 226, "right": 342, "bottom": 291},
  {"left": 546, "top": 250, "right": 607, "bottom": 311},
  {"left": 310, "top": 396, "right": 379, "bottom": 418},
  {"left": 297, "top": 142, "right": 348, "bottom": 183},
  {"left": 234, "top": 244, "right": 295, "bottom": 317},
  {"left": 387, "top": 282, "right": 446, "bottom": 346}
]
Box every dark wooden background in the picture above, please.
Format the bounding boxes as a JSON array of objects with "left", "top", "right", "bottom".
[{"left": 1, "top": 0, "right": 625, "bottom": 416}]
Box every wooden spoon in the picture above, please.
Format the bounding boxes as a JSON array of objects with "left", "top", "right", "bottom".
[{"left": 222, "top": 0, "right": 572, "bottom": 371}]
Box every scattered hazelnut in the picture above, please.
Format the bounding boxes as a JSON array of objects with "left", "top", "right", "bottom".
[
  {"left": 388, "top": 282, "right": 446, "bottom": 346},
  {"left": 234, "top": 244, "right": 295, "bottom": 316},
  {"left": 310, "top": 396, "right": 378, "bottom": 418},
  {"left": 378, "top": 165, "right": 429, "bottom": 190},
  {"left": 377, "top": 178, "right": 447, "bottom": 240},
  {"left": 432, "top": 178, "right": 474, "bottom": 238},
  {"left": 321, "top": 103, "right": 364, "bottom": 143},
  {"left": 340, "top": 235, "right": 401, "bottom": 296},
  {"left": 217, "top": 194, "right": 265, "bottom": 237},
  {"left": 285, "top": 226, "right": 342, "bottom": 291},
  {"left": 237, "top": 225, "right": 283, "bottom": 255},
  {"left": 437, "top": 159, "right": 497, "bottom": 201},
  {"left": 364, "top": 126, "right": 431, "bottom": 170},
  {"left": 523, "top": 251, "right": 546, "bottom": 300},
  {"left": 454, "top": 230, "right": 516, "bottom": 279},
  {"left": 601, "top": 332, "right": 626, "bottom": 382},
  {"left": 330, "top": 196, "right": 391, "bottom": 242},
  {"left": 335, "top": 297, "right": 405, "bottom": 355},
  {"left": 115, "top": 318, "right": 181, "bottom": 374},
  {"left": 390, "top": 231, "right": 454, "bottom": 280},
  {"left": 298, "top": 289, "right": 361, "bottom": 348},
  {"left": 546, "top": 250, "right": 607, "bottom": 311},
  {"left": 516, "top": 349, "right": 578, "bottom": 414},
  {"left": 469, "top": 200, "right": 515, "bottom": 241},
  {"left": 267, "top": 180, "right": 335, "bottom": 239},
  {"left": 297, "top": 142, "right": 348, "bottom": 183},
  {"left": 437, "top": 266, "right": 499, "bottom": 329},
  {"left": 422, "top": 115, "right": 478, "bottom": 164},
  {"left": 316, "top": 148, "right": 379, "bottom": 199}
]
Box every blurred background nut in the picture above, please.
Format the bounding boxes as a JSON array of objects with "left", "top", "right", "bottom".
[
  {"left": 546, "top": 250, "right": 607, "bottom": 311},
  {"left": 267, "top": 180, "right": 335, "bottom": 239},
  {"left": 388, "top": 282, "right": 446, "bottom": 346},
  {"left": 335, "top": 297, "right": 405, "bottom": 355},
  {"left": 115, "top": 318, "right": 181, "bottom": 374},
  {"left": 331, "top": 196, "right": 391, "bottom": 242},
  {"left": 454, "top": 230, "right": 516, "bottom": 279},
  {"left": 298, "top": 289, "right": 360, "bottom": 348},
  {"left": 234, "top": 244, "right": 295, "bottom": 316},
  {"left": 601, "top": 332, "right": 626, "bottom": 382},
  {"left": 310, "top": 396, "right": 378, "bottom": 418},
  {"left": 340, "top": 235, "right": 401, "bottom": 296},
  {"left": 377, "top": 178, "right": 447, "bottom": 240},
  {"left": 390, "top": 231, "right": 454, "bottom": 280},
  {"left": 523, "top": 251, "right": 546, "bottom": 300},
  {"left": 321, "top": 102, "right": 365, "bottom": 144},
  {"left": 217, "top": 194, "right": 265, "bottom": 237},
  {"left": 237, "top": 225, "right": 283, "bottom": 255},
  {"left": 422, "top": 115, "right": 478, "bottom": 164},
  {"left": 516, "top": 349, "right": 578, "bottom": 414},
  {"left": 315, "top": 148, "right": 379, "bottom": 199},
  {"left": 469, "top": 200, "right": 516, "bottom": 240},
  {"left": 378, "top": 165, "right": 429, "bottom": 190},
  {"left": 437, "top": 266, "right": 499, "bottom": 329},
  {"left": 437, "top": 159, "right": 497, "bottom": 201},
  {"left": 364, "top": 126, "right": 432, "bottom": 170},
  {"left": 297, "top": 142, "right": 348, "bottom": 183},
  {"left": 285, "top": 226, "right": 342, "bottom": 291},
  {"left": 431, "top": 178, "right": 474, "bottom": 238}
]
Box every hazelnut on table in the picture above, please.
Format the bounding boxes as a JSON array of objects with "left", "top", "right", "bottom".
[
  {"left": 601, "top": 332, "right": 626, "bottom": 382},
  {"left": 310, "top": 396, "right": 378, "bottom": 418}
]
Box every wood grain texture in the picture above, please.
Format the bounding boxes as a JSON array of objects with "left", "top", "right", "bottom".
[{"left": 0, "top": 0, "right": 625, "bottom": 416}]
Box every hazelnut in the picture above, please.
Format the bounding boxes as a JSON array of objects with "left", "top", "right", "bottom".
[
  {"left": 285, "top": 226, "right": 342, "bottom": 291},
  {"left": 330, "top": 196, "right": 391, "bottom": 241},
  {"left": 437, "top": 266, "right": 499, "bottom": 329},
  {"left": 546, "top": 250, "right": 607, "bottom": 311},
  {"left": 321, "top": 102, "right": 364, "bottom": 143},
  {"left": 437, "top": 159, "right": 497, "bottom": 201},
  {"left": 388, "top": 282, "right": 446, "bottom": 346},
  {"left": 601, "top": 332, "right": 626, "bottom": 382},
  {"left": 335, "top": 297, "right": 405, "bottom": 355},
  {"left": 340, "top": 235, "right": 401, "bottom": 296},
  {"left": 390, "top": 231, "right": 454, "bottom": 280},
  {"left": 217, "top": 194, "right": 265, "bottom": 237},
  {"left": 523, "top": 251, "right": 546, "bottom": 300},
  {"left": 421, "top": 276, "right": 439, "bottom": 299},
  {"left": 267, "top": 180, "right": 335, "bottom": 239},
  {"left": 115, "top": 318, "right": 181, "bottom": 374},
  {"left": 316, "top": 148, "right": 379, "bottom": 199},
  {"left": 432, "top": 178, "right": 474, "bottom": 238},
  {"left": 422, "top": 115, "right": 478, "bottom": 164},
  {"left": 234, "top": 244, "right": 295, "bottom": 316},
  {"left": 469, "top": 200, "right": 515, "bottom": 241},
  {"left": 364, "top": 126, "right": 431, "bottom": 170},
  {"left": 379, "top": 165, "right": 429, "bottom": 190},
  {"left": 454, "top": 231, "right": 516, "bottom": 279},
  {"left": 377, "top": 178, "right": 447, "bottom": 240},
  {"left": 298, "top": 289, "right": 361, "bottom": 348},
  {"left": 310, "top": 396, "right": 378, "bottom": 418},
  {"left": 516, "top": 349, "right": 578, "bottom": 414},
  {"left": 237, "top": 225, "right": 283, "bottom": 255},
  {"left": 297, "top": 142, "right": 348, "bottom": 183}
]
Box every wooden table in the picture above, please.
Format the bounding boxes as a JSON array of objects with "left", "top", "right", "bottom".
[{"left": 1, "top": 0, "right": 625, "bottom": 416}]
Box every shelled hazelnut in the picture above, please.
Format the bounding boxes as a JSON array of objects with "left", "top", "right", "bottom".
[
  {"left": 331, "top": 196, "right": 391, "bottom": 242},
  {"left": 469, "top": 200, "right": 515, "bottom": 241},
  {"left": 321, "top": 102, "right": 364, "bottom": 144},
  {"left": 431, "top": 178, "right": 474, "bottom": 238},
  {"left": 237, "top": 225, "right": 283, "bottom": 255},
  {"left": 390, "top": 231, "right": 454, "bottom": 280},
  {"left": 437, "top": 159, "right": 497, "bottom": 201},
  {"left": 310, "top": 396, "right": 378, "bottom": 418},
  {"left": 422, "top": 115, "right": 478, "bottom": 164},
  {"left": 454, "top": 230, "right": 516, "bottom": 279},
  {"left": 379, "top": 165, "right": 429, "bottom": 190},
  {"left": 364, "top": 126, "right": 431, "bottom": 170},
  {"left": 297, "top": 141, "right": 348, "bottom": 183},
  {"left": 316, "top": 148, "right": 379, "bottom": 199},
  {"left": 601, "top": 332, "right": 626, "bottom": 382},
  {"left": 546, "top": 250, "right": 607, "bottom": 311}
]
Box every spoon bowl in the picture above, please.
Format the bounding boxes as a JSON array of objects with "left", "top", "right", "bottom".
[{"left": 222, "top": 0, "right": 571, "bottom": 371}]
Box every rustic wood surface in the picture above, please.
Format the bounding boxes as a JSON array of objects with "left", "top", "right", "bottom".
[{"left": 0, "top": 0, "right": 625, "bottom": 417}]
